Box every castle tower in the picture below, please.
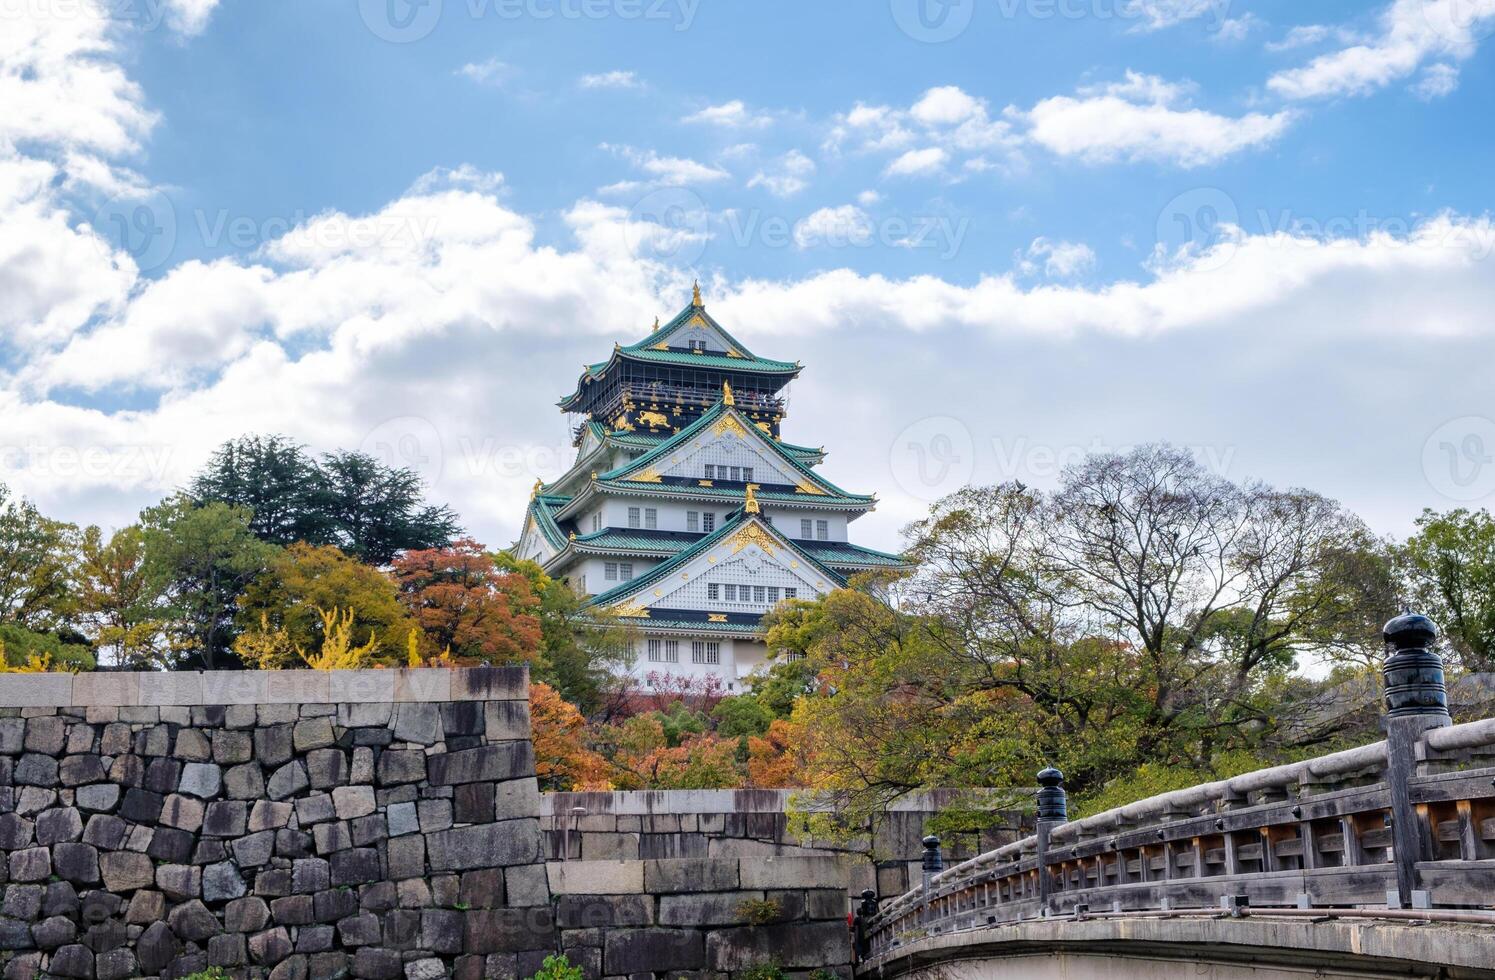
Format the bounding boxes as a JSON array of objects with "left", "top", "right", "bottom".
[{"left": 514, "top": 287, "right": 908, "bottom": 689}]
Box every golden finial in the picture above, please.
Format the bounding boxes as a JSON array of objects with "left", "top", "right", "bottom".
[
  {"left": 590, "top": 471, "right": 598, "bottom": 481},
  {"left": 569, "top": 531, "right": 576, "bottom": 541},
  {"left": 653, "top": 316, "right": 660, "bottom": 331},
  {"left": 744, "top": 484, "right": 760, "bottom": 514},
  {"left": 531, "top": 479, "right": 542, "bottom": 498},
  {"left": 722, "top": 381, "right": 735, "bottom": 407},
  {"left": 692, "top": 279, "right": 703, "bottom": 307}
]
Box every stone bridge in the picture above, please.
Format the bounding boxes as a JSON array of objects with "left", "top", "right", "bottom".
[{"left": 857, "top": 614, "right": 1495, "bottom": 979}]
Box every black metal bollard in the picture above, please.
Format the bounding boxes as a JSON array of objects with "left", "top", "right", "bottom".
[{"left": 1036, "top": 766, "right": 1068, "bottom": 912}]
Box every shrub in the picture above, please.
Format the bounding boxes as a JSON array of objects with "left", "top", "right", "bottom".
[
  {"left": 737, "top": 964, "right": 787, "bottom": 980},
  {"left": 525, "top": 954, "right": 584, "bottom": 980},
  {"left": 736, "top": 897, "right": 783, "bottom": 925}
]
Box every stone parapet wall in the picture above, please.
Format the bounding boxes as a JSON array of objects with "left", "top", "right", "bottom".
[
  {"left": 549, "top": 857, "right": 855, "bottom": 978},
  {"left": 0, "top": 668, "right": 552, "bottom": 980}
]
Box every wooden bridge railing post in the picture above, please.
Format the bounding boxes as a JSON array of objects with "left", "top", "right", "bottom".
[
  {"left": 1036, "top": 766, "right": 1068, "bottom": 914},
  {"left": 1382, "top": 612, "right": 1452, "bottom": 909}
]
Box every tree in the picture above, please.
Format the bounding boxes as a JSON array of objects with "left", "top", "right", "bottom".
[
  {"left": 141, "top": 496, "right": 280, "bottom": 669},
  {"left": 233, "top": 543, "right": 417, "bottom": 667},
  {"left": 496, "top": 554, "right": 636, "bottom": 716},
  {"left": 1400, "top": 508, "right": 1495, "bottom": 672},
  {"left": 189, "top": 437, "right": 461, "bottom": 563},
  {"left": 530, "top": 682, "right": 609, "bottom": 791},
  {"left": 0, "top": 483, "right": 77, "bottom": 632},
  {"left": 191, "top": 435, "right": 328, "bottom": 546},
  {"left": 712, "top": 695, "right": 773, "bottom": 738},
  {"left": 76, "top": 524, "right": 172, "bottom": 670},
  {"left": 0, "top": 625, "right": 93, "bottom": 672},
  {"left": 392, "top": 539, "right": 542, "bottom": 664},
  {"left": 316, "top": 451, "right": 460, "bottom": 564}
]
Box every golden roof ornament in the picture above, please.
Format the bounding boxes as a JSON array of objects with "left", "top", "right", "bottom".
[
  {"left": 722, "top": 380, "right": 735, "bottom": 407},
  {"left": 744, "top": 484, "right": 760, "bottom": 514},
  {"left": 531, "top": 479, "right": 543, "bottom": 498},
  {"left": 692, "top": 279, "right": 703, "bottom": 307}
]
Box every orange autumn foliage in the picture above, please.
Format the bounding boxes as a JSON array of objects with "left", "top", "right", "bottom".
[
  {"left": 747, "top": 718, "right": 808, "bottom": 788},
  {"left": 392, "top": 538, "right": 542, "bottom": 664},
  {"left": 530, "top": 682, "right": 609, "bottom": 791}
]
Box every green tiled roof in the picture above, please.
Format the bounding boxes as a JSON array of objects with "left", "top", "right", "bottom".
[
  {"left": 526, "top": 494, "right": 572, "bottom": 550},
  {"left": 603, "top": 423, "right": 825, "bottom": 464},
  {"left": 572, "top": 529, "right": 694, "bottom": 555},
  {"left": 631, "top": 618, "right": 766, "bottom": 636},
  {"left": 801, "top": 541, "right": 911, "bottom": 570},
  {"left": 590, "top": 479, "right": 873, "bottom": 508},
  {"left": 585, "top": 513, "right": 847, "bottom": 612}
]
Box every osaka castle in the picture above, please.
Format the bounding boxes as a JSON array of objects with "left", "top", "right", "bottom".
[{"left": 514, "top": 284, "right": 908, "bottom": 689}]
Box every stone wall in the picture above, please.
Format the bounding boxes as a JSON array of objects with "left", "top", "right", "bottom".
[{"left": 0, "top": 668, "right": 552, "bottom": 980}]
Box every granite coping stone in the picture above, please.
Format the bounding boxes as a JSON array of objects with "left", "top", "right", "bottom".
[{"left": 0, "top": 668, "right": 528, "bottom": 708}]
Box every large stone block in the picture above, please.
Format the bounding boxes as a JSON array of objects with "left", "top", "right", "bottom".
[
  {"left": 426, "top": 819, "right": 540, "bottom": 871},
  {"left": 657, "top": 891, "right": 768, "bottom": 927},
  {"left": 99, "top": 851, "right": 153, "bottom": 892},
  {"left": 427, "top": 743, "right": 534, "bottom": 786},
  {"left": 393, "top": 703, "right": 442, "bottom": 745},
  {"left": 460, "top": 908, "right": 555, "bottom": 955},
  {"left": 738, "top": 855, "right": 851, "bottom": 891},
  {"left": 708, "top": 920, "right": 851, "bottom": 969},
  {"left": 450, "top": 667, "right": 526, "bottom": 702},
  {"left": 645, "top": 858, "right": 741, "bottom": 894},
  {"left": 603, "top": 928, "right": 705, "bottom": 974},
  {"left": 546, "top": 860, "right": 644, "bottom": 895},
  {"left": 556, "top": 894, "right": 653, "bottom": 929},
  {"left": 376, "top": 750, "right": 426, "bottom": 786}
]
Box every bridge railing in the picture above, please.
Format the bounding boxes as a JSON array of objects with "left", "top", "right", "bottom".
[{"left": 863, "top": 614, "right": 1495, "bottom": 960}]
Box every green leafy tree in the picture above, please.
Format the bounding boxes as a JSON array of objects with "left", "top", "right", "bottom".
[
  {"left": 0, "top": 482, "right": 78, "bottom": 631},
  {"left": 712, "top": 695, "right": 773, "bottom": 738},
  {"left": 315, "top": 451, "right": 460, "bottom": 564},
  {"left": 76, "top": 524, "right": 173, "bottom": 669},
  {"left": 1400, "top": 508, "right": 1495, "bottom": 672},
  {"left": 141, "top": 496, "right": 280, "bottom": 669},
  {"left": 0, "top": 624, "right": 94, "bottom": 672},
  {"left": 191, "top": 435, "right": 328, "bottom": 546}
]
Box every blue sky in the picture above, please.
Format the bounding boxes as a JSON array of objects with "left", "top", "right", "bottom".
[{"left": 4, "top": 0, "right": 1495, "bottom": 552}]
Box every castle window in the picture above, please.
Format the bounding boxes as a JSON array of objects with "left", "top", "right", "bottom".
[
  {"left": 729, "top": 466, "right": 741, "bottom": 482},
  {"left": 785, "top": 588, "right": 797, "bottom": 599},
  {"left": 753, "top": 586, "right": 766, "bottom": 603},
  {"left": 708, "top": 584, "right": 719, "bottom": 600},
  {"left": 687, "top": 511, "right": 699, "bottom": 533},
  {"left": 692, "top": 641, "right": 720, "bottom": 665},
  {"left": 724, "top": 584, "right": 737, "bottom": 601},
  {"left": 704, "top": 465, "right": 715, "bottom": 480},
  {"left": 689, "top": 340, "right": 707, "bottom": 352},
  {"left": 703, "top": 513, "right": 716, "bottom": 533},
  {"left": 816, "top": 520, "right": 829, "bottom": 540},
  {"left": 664, "top": 640, "right": 679, "bottom": 663},
  {"left": 800, "top": 519, "right": 812, "bottom": 538},
  {"left": 646, "top": 639, "right": 662, "bottom": 663},
  {"left": 628, "top": 507, "right": 641, "bottom": 529},
  {"left": 743, "top": 468, "right": 754, "bottom": 482},
  {"left": 604, "top": 562, "right": 618, "bottom": 581},
  {"left": 768, "top": 587, "right": 779, "bottom": 603},
  {"left": 619, "top": 563, "right": 634, "bottom": 581},
  {"left": 592, "top": 513, "right": 601, "bottom": 532},
  {"left": 644, "top": 508, "right": 657, "bottom": 530}
]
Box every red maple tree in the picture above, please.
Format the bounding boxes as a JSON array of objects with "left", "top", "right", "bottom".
[{"left": 391, "top": 538, "right": 542, "bottom": 664}]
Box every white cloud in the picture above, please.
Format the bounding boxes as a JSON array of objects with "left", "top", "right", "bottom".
[
  {"left": 746, "top": 150, "right": 815, "bottom": 197},
  {"left": 1019, "top": 238, "right": 1097, "bottom": 279},
  {"left": 1023, "top": 71, "right": 1295, "bottom": 167},
  {"left": 685, "top": 100, "right": 773, "bottom": 129},
  {"left": 884, "top": 147, "right": 949, "bottom": 178},
  {"left": 160, "top": 0, "right": 222, "bottom": 36},
  {"left": 1267, "top": 0, "right": 1495, "bottom": 100},
  {"left": 910, "top": 86, "right": 985, "bottom": 126},
  {"left": 601, "top": 144, "right": 731, "bottom": 186},
  {"left": 1412, "top": 62, "right": 1461, "bottom": 99},
  {"left": 857, "top": 190, "right": 882, "bottom": 206},
  {"left": 457, "top": 59, "right": 515, "bottom": 87},
  {"left": 579, "top": 70, "right": 642, "bottom": 90},
  {"left": 1122, "top": 0, "right": 1229, "bottom": 31},
  {"left": 793, "top": 206, "right": 873, "bottom": 249}
]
